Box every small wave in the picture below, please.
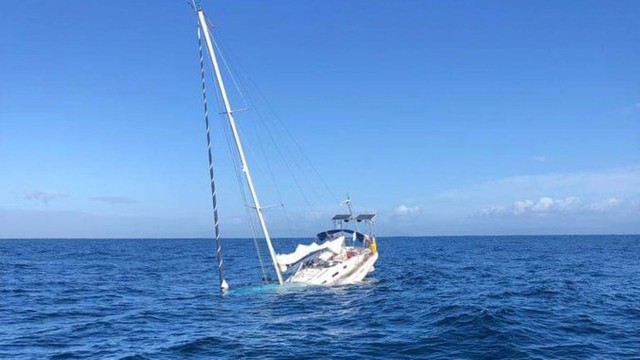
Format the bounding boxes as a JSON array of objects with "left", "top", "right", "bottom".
[
  {"left": 165, "top": 335, "right": 241, "bottom": 356},
  {"left": 119, "top": 355, "right": 151, "bottom": 360}
]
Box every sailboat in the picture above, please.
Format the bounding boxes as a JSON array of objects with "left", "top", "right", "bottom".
[
  {"left": 277, "top": 199, "right": 379, "bottom": 286},
  {"left": 192, "top": 3, "right": 378, "bottom": 290}
]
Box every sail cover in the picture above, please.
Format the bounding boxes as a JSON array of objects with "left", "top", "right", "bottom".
[{"left": 277, "top": 237, "right": 345, "bottom": 266}]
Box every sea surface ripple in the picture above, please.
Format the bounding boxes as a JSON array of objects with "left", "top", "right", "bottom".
[{"left": 1, "top": 236, "right": 639, "bottom": 359}]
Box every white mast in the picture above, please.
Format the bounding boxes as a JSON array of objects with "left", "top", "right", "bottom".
[{"left": 197, "top": 9, "right": 284, "bottom": 285}]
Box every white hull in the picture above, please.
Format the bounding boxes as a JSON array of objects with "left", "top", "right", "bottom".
[{"left": 286, "top": 247, "right": 378, "bottom": 286}]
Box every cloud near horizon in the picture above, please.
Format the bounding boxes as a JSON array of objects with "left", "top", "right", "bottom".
[
  {"left": 5, "top": 165, "right": 639, "bottom": 237},
  {"left": 382, "top": 165, "right": 640, "bottom": 235},
  {"left": 89, "top": 196, "right": 136, "bottom": 205},
  {"left": 24, "top": 189, "right": 68, "bottom": 204},
  {"left": 435, "top": 165, "right": 640, "bottom": 204},
  {"left": 479, "top": 196, "right": 638, "bottom": 217},
  {"left": 394, "top": 204, "right": 422, "bottom": 217}
]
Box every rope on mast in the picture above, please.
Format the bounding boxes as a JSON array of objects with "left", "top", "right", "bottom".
[{"left": 196, "top": 21, "right": 228, "bottom": 292}]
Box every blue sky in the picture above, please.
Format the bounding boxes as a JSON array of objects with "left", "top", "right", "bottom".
[{"left": 1, "top": 0, "right": 638, "bottom": 238}]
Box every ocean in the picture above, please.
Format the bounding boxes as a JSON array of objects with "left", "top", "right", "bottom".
[{"left": 1, "top": 235, "right": 639, "bottom": 359}]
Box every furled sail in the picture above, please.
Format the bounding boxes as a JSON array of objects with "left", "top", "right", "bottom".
[{"left": 276, "top": 237, "right": 345, "bottom": 267}]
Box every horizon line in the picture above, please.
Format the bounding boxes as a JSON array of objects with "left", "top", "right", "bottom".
[{"left": 1, "top": 233, "right": 639, "bottom": 240}]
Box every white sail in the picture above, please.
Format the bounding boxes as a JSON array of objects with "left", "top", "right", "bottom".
[{"left": 277, "top": 237, "right": 345, "bottom": 267}]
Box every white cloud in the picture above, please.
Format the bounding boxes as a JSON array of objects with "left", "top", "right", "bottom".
[
  {"left": 480, "top": 196, "right": 640, "bottom": 217},
  {"left": 436, "top": 165, "right": 640, "bottom": 204},
  {"left": 531, "top": 155, "right": 547, "bottom": 162},
  {"left": 394, "top": 204, "right": 422, "bottom": 216},
  {"left": 588, "top": 198, "right": 623, "bottom": 211},
  {"left": 384, "top": 165, "right": 640, "bottom": 235},
  {"left": 481, "top": 196, "right": 581, "bottom": 216},
  {"left": 513, "top": 200, "right": 533, "bottom": 214}
]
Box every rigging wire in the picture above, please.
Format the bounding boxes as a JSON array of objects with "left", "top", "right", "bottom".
[
  {"left": 239, "top": 109, "right": 298, "bottom": 239},
  {"left": 206, "top": 25, "right": 271, "bottom": 283},
  {"left": 210, "top": 26, "right": 250, "bottom": 112},
  {"left": 214, "top": 80, "right": 270, "bottom": 283},
  {"left": 242, "top": 88, "right": 318, "bottom": 212},
  {"left": 247, "top": 77, "right": 340, "bottom": 204},
  {"left": 212, "top": 32, "right": 338, "bottom": 205},
  {"left": 211, "top": 34, "right": 330, "bottom": 210},
  {"left": 210, "top": 31, "right": 316, "bottom": 236},
  {"left": 209, "top": 33, "right": 286, "bottom": 196}
]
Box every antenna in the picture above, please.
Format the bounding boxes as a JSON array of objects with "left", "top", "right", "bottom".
[{"left": 340, "top": 195, "right": 353, "bottom": 217}]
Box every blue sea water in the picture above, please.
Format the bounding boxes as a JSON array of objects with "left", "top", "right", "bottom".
[{"left": 1, "top": 236, "right": 639, "bottom": 359}]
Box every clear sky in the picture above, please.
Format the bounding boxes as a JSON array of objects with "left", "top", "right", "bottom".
[{"left": 1, "top": 0, "right": 638, "bottom": 238}]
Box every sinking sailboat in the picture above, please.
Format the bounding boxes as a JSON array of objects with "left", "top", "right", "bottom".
[
  {"left": 278, "top": 211, "right": 378, "bottom": 285},
  {"left": 192, "top": 3, "right": 378, "bottom": 290}
]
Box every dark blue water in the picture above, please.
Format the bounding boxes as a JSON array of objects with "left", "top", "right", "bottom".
[{"left": 1, "top": 236, "right": 639, "bottom": 359}]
